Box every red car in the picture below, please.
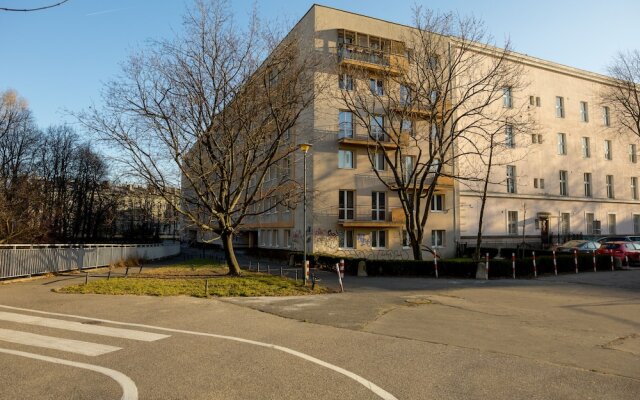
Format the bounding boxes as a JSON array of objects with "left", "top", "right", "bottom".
[{"left": 596, "top": 241, "right": 640, "bottom": 265}]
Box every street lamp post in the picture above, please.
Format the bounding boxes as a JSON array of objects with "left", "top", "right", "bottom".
[{"left": 299, "top": 143, "right": 312, "bottom": 285}]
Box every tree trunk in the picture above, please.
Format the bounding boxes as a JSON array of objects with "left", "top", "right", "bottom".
[
  {"left": 221, "top": 231, "right": 241, "bottom": 276},
  {"left": 474, "top": 135, "right": 495, "bottom": 262},
  {"left": 411, "top": 238, "right": 423, "bottom": 260}
]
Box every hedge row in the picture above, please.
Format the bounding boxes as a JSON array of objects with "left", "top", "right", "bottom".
[{"left": 289, "top": 252, "right": 626, "bottom": 278}]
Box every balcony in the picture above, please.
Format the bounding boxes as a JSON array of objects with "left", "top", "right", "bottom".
[
  {"left": 329, "top": 206, "right": 405, "bottom": 228},
  {"left": 337, "top": 29, "right": 407, "bottom": 75},
  {"left": 338, "top": 131, "right": 399, "bottom": 149},
  {"left": 356, "top": 172, "right": 454, "bottom": 191}
]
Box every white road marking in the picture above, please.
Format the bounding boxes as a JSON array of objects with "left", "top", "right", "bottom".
[
  {"left": 0, "top": 328, "right": 121, "bottom": 356},
  {"left": 0, "top": 311, "right": 169, "bottom": 342},
  {"left": 0, "top": 347, "right": 138, "bottom": 400},
  {"left": 0, "top": 304, "right": 398, "bottom": 400}
]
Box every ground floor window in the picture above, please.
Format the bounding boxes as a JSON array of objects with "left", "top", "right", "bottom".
[
  {"left": 432, "top": 230, "right": 445, "bottom": 247},
  {"left": 608, "top": 214, "right": 617, "bottom": 234},
  {"left": 507, "top": 211, "right": 518, "bottom": 235},
  {"left": 284, "top": 229, "right": 291, "bottom": 248},
  {"left": 371, "top": 230, "right": 386, "bottom": 248},
  {"left": 634, "top": 215, "right": 640, "bottom": 235},
  {"left": 585, "top": 213, "right": 594, "bottom": 235},
  {"left": 402, "top": 230, "right": 410, "bottom": 247},
  {"left": 339, "top": 229, "right": 354, "bottom": 249}
]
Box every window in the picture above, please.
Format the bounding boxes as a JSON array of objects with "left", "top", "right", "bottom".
[
  {"left": 608, "top": 214, "right": 617, "bottom": 234},
  {"left": 338, "top": 111, "right": 354, "bottom": 138},
  {"left": 530, "top": 134, "right": 543, "bottom": 144},
  {"left": 559, "top": 170, "right": 568, "bottom": 196},
  {"left": 339, "top": 73, "right": 353, "bottom": 90},
  {"left": 557, "top": 133, "right": 567, "bottom": 155},
  {"left": 629, "top": 144, "right": 637, "bottom": 163},
  {"left": 338, "top": 150, "right": 354, "bottom": 169},
  {"left": 579, "top": 101, "right": 589, "bottom": 122},
  {"left": 338, "top": 190, "right": 354, "bottom": 220},
  {"left": 556, "top": 96, "right": 565, "bottom": 118},
  {"left": 401, "top": 119, "right": 413, "bottom": 135},
  {"left": 586, "top": 213, "right": 595, "bottom": 235},
  {"left": 429, "top": 158, "right": 441, "bottom": 173},
  {"left": 560, "top": 213, "right": 571, "bottom": 235},
  {"left": 371, "top": 230, "right": 386, "bottom": 248},
  {"left": 430, "top": 123, "right": 439, "bottom": 140},
  {"left": 371, "top": 192, "right": 386, "bottom": 221},
  {"left": 432, "top": 230, "right": 446, "bottom": 247},
  {"left": 581, "top": 137, "right": 591, "bottom": 158},
  {"left": 429, "top": 90, "right": 438, "bottom": 104},
  {"left": 338, "top": 229, "right": 354, "bottom": 248},
  {"left": 370, "top": 78, "right": 384, "bottom": 95},
  {"left": 604, "top": 140, "right": 612, "bottom": 160},
  {"left": 505, "top": 124, "right": 515, "bottom": 148},
  {"left": 583, "top": 173, "right": 592, "bottom": 197},
  {"left": 603, "top": 106, "right": 610, "bottom": 126},
  {"left": 272, "top": 230, "right": 278, "bottom": 247},
  {"left": 503, "top": 87, "right": 513, "bottom": 108},
  {"left": 284, "top": 229, "right": 291, "bottom": 248},
  {"left": 534, "top": 178, "right": 538, "bottom": 188},
  {"left": 632, "top": 177, "right": 638, "bottom": 200},
  {"left": 370, "top": 115, "right": 385, "bottom": 140},
  {"left": 606, "top": 175, "right": 615, "bottom": 199},
  {"left": 529, "top": 96, "right": 541, "bottom": 107},
  {"left": 431, "top": 194, "right": 444, "bottom": 211},
  {"left": 634, "top": 214, "right": 640, "bottom": 234},
  {"left": 539, "top": 178, "right": 545, "bottom": 189},
  {"left": 403, "top": 156, "right": 414, "bottom": 181},
  {"left": 507, "top": 211, "right": 518, "bottom": 235},
  {"left": 402, "top": 230, "right": 410, "bottom": 247},
  {"left": 373, "top": 152, "right": 385, "bottom": 171},
  {"left": 400, "top": 84, "right": 411, "bottom": 105},
  {"left": 506, "top": 165, "right": 516, "bottom": 193}
]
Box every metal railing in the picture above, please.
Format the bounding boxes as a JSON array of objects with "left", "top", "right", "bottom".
[
  {"left": 338, "top": 44, "right": 391, "bottom": 67},
  {"left": 0, "top": 243, "right": 181, "bottom": 279}
]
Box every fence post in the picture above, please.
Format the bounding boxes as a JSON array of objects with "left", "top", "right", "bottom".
[
  {"left": 512, "top": 253, "right": 516, "bottom": 279},
  {"left": 532, "top": 251, "right": 537, "bottom": 278},
  {"left": 610, "top": 255, "right": 614, "bottom": 271}
]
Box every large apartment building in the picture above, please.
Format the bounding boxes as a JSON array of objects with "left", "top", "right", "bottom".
[{"left": 210, "top": 5, "right": 640, "bottom": 259}]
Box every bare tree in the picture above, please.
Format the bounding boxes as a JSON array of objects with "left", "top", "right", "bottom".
[
  {"left": 77, "top": 0, "right": 322, "bottom": 275},
  {"left": 602, "top": 50, "right": 640, "bottom": 138},
  {"left": 0, "top": 0, "right": 69, "bottom": 12},
  {"left": 338, "top": 8, "right": 528, "bottom": 260}
]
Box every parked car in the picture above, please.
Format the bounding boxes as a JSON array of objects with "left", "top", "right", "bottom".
[
  {"left": 596, "top": 241, "right": 640, "bottom": 264},
  {"left": 596, "top": 236, "right": 637, "bottom": 243},
  {"left": 555, "top": 240, "right": 601, "bottom": 253}
]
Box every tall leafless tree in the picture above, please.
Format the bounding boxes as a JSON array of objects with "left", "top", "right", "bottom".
[
  {"left": 77, "top": 0, "right": 323, "bottom": 275},
  {"left": 602, "top": 50, "right": 640, "bottom": 138},
  {"left": 338, "top": 8, "right": 530, "bottom": 260}
]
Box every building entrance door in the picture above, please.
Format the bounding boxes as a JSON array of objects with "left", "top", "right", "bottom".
[{"left": 540, "top": 217, "right": 550, "bottom": 246}]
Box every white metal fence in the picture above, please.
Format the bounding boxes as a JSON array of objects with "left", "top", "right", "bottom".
[{"left": 0, "top": 243, "right": 181, "bottom": 279}]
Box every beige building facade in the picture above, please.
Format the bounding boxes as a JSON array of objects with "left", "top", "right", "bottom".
[{"left": 206, "top": 5, "right": 640, "bottom": 259}]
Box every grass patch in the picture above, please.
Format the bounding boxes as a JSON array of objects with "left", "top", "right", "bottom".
[{"left": 54, "top": 259, "right": 330, "bottom": 297}]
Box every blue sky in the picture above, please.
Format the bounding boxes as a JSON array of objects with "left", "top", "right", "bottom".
[{"left": 1, "top": 0, "right": 639, "bottom": 128}]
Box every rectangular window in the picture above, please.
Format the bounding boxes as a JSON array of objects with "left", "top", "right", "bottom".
[
  {"left": 402, "top": 230, "right": 410, "bottom": 247},
  {"left": 559, "top": 170, "right": 568, "bottom": 196},
  {"left": 338, "top": 190, "right": 354, "bottom": 220},
  {"left": 370, "top": 115, "right": 385, "bottom": 140},
  {"left": 429, "top": 158, "right": 441, "bottom": 173},
  {"left": 606, "top": 175, "right": 615, "bottom": 199},
  {"left": 505, "top": 124, "right": 515, "bottom": 148},
  {"left": 338, "top": 149, "right": 354, "bottom": 169},
  {"left": 583, "top": 173, "right": 592, "bottom": 197},
  {"left": 581, "top": 137, "right": 591, "bottom": 158},
  {"left": 371, "top": 230, "right": 386, "bottom": 248},
  {"left": 272, "top": 230, "right": 278, "bottom": 247},
  {"left": 536, "top": 96, "right": 541, "bottom": 107},
  {"left": 401, "top": 119, "right": 413, "bottom": 135},
  {"left": 338, "top": 229, "right": 354, "bottom": 248},
  {"left": 629, "top": 144, "right": 637, "bottom": 163},
  {"left": 431, "top": 194, "right": 444, "bottom": 211},
  {"left": 529, "top": 95, "right": 535, "bottom": 106},
  {"left": 557, "top": 133, "right": 567, "bottom": 155},
  {"left": 338, "top": 111, "right": 353, "bottom": 138},
  {"left": 370, "top": 78, "right": 384, "bottom": 95},
  {"left": 580, "top": 101, "right": 589, "bottom": 122},
  {"left": 556, "top": 96, "right": 565, "bottom": 118},
  {"left": 531, "top": 134, "right": 543, "bottom": 144},
  {"left": 534, "top": 178, "right": 538, "bottom": 189},
  {"left": 403, "top": 156, "right": 414, "bottom": 182},
  {"left": 540, "top": 178, "right": 545, "bottom": 189},
  {"left": 503, "top": 87, "right": 513, "bottom": 108},
  {"left": 604, "top": 140, "right": 612, "bottom": 160},
  {"left": 339, "top": 73, "right": 353, "bottom": 90},
  {"left": 284, "top": 229, "right": 291, "bottom": 248},
  {"left": 603, "top": 106, "right": 610, "bottom": 126},
  {"left": 634, "top": 214, "right": 640, "bottom": 234},
  {"left": 371, "top": 192, "right": 386, "bottom": 221},
  {"left": 506, "top": 165, "right": 516, "bottom": 193},
  {"left": 373, "top": 152, "right": 386, "bottom": 171},
  {"left": 608, "top": 214, "right": 617, "bottom": 234},
  {"left": 400, "top": 84, "right": 411, "bottom": 105},
  {"left": 432, "top": 230, "right": 446, "bottom": 247},
  {"left": 561, "top": 213, "right": 571, "bottom": 235},
  {"left": 632, "top": 177, "right": 638, "bottom": 200},
  {"left": 586, "top": 213, "right": 595, "bottom": 235},
  {"left": 507, "top": 211, "right": 518, "bottom": 235}
]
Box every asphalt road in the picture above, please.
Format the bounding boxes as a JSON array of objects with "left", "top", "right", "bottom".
[{"left": 0, "top": 266, "right": 638, "bottom": 399}]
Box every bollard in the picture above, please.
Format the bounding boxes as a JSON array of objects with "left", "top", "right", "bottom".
[
  {"left": 511, "top": 253, "right": 516, "bottom": 279},
  {"left": 593, "top": 251, "right": 597, "bottom": 272},
  {"left": 532, "top": 251, "right": 537, "bottom": 278},
  {"left": 434, "top": 249, "right": 439, "bottom": 279},
  {"left": 485, "top": 253, "right": 490, "bottom": 278},
  {"left": 611, "top": 255, "right": 614, "bottom": 271},
  {"left": 84, "top": 272, "right": 89, "bottom": 285},
  {"left": 257, "top": 261, "right": 260, "bottom": 272},
  {"left": 625, "top": 255, "right": 629, "bottom": 269},
  {"left": 295, "top": 270, "right": 298, "bottom": 282},
  {"left": 335, "top": 263, "right": 344, "bottom": 293},
  {"left": 267, "top": 265, "right": 270, "bottom": 274},
  {"left": 574, "top": 250, "right": 578, "bottom": 274},
  {"left": 205, "top": 279, "right": 209, "bottom": 298},
  {"left": 280, "top": 266, "right": 283, "bottom": 277},
  {"left": 552, "top": 250, "right": 557, "bottom": 276}
]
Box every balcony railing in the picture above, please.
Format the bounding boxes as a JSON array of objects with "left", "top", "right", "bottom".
[
  {"left": 338, "top": 44, "right": 391, "bottom": 68},
  {"left": 319, "top": 206, "right": 404, "bottom": 227}
]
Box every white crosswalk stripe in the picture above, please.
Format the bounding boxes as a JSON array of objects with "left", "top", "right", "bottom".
[
  {"left": 0, "top": 328, "right": 121, "bottom": 356},
  {"left": 0, "top": 311, "right": 169, "bottom": 341}
]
